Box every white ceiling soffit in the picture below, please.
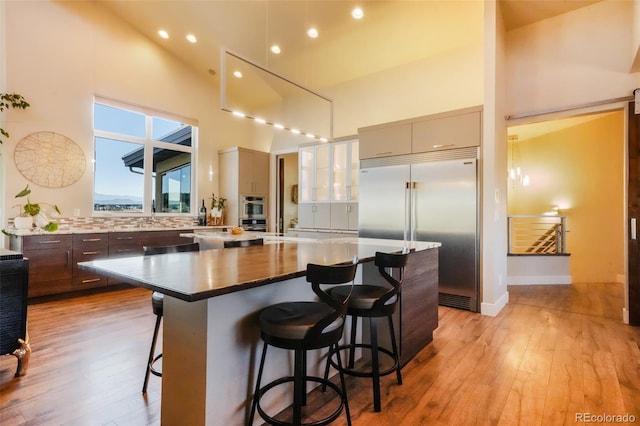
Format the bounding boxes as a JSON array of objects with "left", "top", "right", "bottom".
[{"left": 500, "top": 0, "right": 603, "bottom": 31}]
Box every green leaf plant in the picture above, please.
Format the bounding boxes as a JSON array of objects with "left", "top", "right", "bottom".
[
  {"left": 13, "top": 185, "right": 61, "bottom": 232},
  {"left": 0, "top": 93, "right": 30, "bottom": 144}
]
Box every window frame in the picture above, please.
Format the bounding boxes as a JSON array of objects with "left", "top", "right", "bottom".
[{"left": 93, "top": 97, "right": 198, "bottom": 216}]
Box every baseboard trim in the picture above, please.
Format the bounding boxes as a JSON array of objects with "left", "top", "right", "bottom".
[
  {"left": 481, "top": 291, "right": 509, "bottom": 317},
  {"left": 507, "top": 275, "right": 572, "bottom": 285}
]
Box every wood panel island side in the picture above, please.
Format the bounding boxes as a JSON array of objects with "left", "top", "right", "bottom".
[{"left": 79, "top": 237, "right": 439, "bottom": 425}]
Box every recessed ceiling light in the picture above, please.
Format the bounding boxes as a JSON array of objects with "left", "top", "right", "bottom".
[
  {"left": 274, "top": 123, "right": 284, "bottom": 129},
  {"left": 306, "top": 133, "right": 315, "bottom": 139},
  {"left": 232, "top": 111, "right": 245, "bottom": 117},
  {"left": 307, "top": 27, "right": 318, "bottom": 38},
  {"left": 291, "top": 128, "right": 301, "bottom": 134},
  {"left": 233, "top": 70, "right": 243, "bottom": 78},
  {"left": 186, "top": 34, "right": 197, "bottom": 43},
  {"left": 255, "top": 117, "right": 266, "bottom": 124},
  {"left": 352, "top": 7, "right": 364, "bottom": 20},
  {"left": 158, "top": 30, "right": 169, "bottom": 39},
  {"left": 270, "top": 44, "right": 281, "bottom": 54}
]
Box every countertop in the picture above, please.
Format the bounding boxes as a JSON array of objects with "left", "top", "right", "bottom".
[
  {"left": 4, "top": 224, "right": 231, "bottom": 236},
  {"left": 79, "top": 237, "right": 440, "bottom": 302}
]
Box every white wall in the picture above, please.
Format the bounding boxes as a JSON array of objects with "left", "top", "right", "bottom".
[
  {"left": 506, "top": 0, "right": 640, "bottom": 116},
  {"left": 2, "top": 0, "right": 256, "bottom": 225},
  {"left": 480, "top": 0, "right": 508, "bottom": 316},
  {"left": 325, "top": 42, "right": 485, "bottom": 139}
]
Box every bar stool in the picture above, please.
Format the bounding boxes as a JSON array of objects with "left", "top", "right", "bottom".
[
  {"left": 141, "top": 242, "right": 200, "bottom": 394},
  {"left": 248, "top": 258, "right": 358, "bottom": 426},
  {"left": 223, "top": 238, "right": 264, "bottom": 248},
  {"left": 324, "top": 250, "right": 408, "bottom": 412}
]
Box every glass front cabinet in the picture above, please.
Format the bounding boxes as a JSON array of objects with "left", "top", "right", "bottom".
[{"left": 298, "top": 140, "right": 359, "bottom": 231}]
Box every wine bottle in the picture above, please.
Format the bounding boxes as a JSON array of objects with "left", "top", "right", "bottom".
[{"left": 198, "top": 199, "right": 207, "bottom": 226}]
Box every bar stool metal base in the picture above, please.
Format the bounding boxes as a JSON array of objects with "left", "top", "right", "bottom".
[
  {"left": 254, "top": 375, "right": 346, "bottom": 426},
  {"left": 328, "top": 343, "right": 399, "bottom": 378}
]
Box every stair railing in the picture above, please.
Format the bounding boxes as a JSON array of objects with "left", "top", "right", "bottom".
[{"left": 507, "top": 215, "right": 567, "bottom": 254}]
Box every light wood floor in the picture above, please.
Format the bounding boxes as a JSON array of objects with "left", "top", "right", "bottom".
[{"left": 1, "top": 283, "right": 639, "bottom": 425}]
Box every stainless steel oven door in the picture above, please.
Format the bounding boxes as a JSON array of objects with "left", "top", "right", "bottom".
[
  {"left": 239, "top": 218, "right": 267, "bottom": 231},
  {"left": 241, "top": 196, "right": 266, "bottom": 219}
]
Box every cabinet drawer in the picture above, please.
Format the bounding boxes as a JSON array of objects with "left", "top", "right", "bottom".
[
  {"left": 73, "top": 233, "right": 109, "bottom": 250},
  {"left": 73, "top": 273, "right": 109, "bottom": 289},
  {"left": 412, "top": 111, "right": 481, "bottom": 153},
  {"left": 73, "top": 248, "right": 110, "bottom": 274},
  {"left": 109, "top": 232, "right": 143, "bottom": 257},
  {"left": 142, "top": 230, "right": 189, "bottom": 248},
  {"left": 22, "top": 234, "right": 72, "bottom": 251}
]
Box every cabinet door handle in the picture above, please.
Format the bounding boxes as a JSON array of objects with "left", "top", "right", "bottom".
[
  {"left": 39, "top": 240, "right": 62, "bottom": 244},
  {"left": 82, "top": 251, "right": 99, "bottom": 255},
  {"left": 433, "top": 144, "right": 454, "bottom": 149},
  {"left": 82, "top": 238, "right": 103, "bottom": 242},
  {"left": 66, "top": 250, "right": 70, "bottom": 266},
  {"left": 116, "top": 237, "right": 134, "bottom": 240},
  {"left": 632, "top": 218, "right": 637, "bottom": 240},
  {"left": 116, "top": 248, "right": 134, "bottom": 253},
  {"left": 81, "top": 278, "right": 102, "bottom": 284}
]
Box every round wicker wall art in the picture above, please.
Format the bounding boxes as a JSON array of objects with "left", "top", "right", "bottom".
[{"left": 14, "top": 131, "right": 86, "bottom": 188}]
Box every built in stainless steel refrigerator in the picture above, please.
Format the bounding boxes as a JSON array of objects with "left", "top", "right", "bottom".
[{"left": 359, "top": 147, "right": 479, "bottom": 312}]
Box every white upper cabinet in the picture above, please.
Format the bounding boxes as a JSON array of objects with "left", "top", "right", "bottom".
[
  {"left": 299, "top": 144, "right": 330, "bottom": 203},
  {"left": 298, "top": 140, "right": 360, "bottom": 230},
  {"left": 358, "top": 107, "right": 482, "bottom": 159},
  {"left": 358, "top": 123, "right": 411, "bottom": 159},
  {"left": 331, "top": 140, "right": 359, "bottom": 202},
  {"left": 237, "top": 149, "right": 270, "bottom": 195},
  {"left": 412, "top": 110, "right": 481, "bottom": 153}
]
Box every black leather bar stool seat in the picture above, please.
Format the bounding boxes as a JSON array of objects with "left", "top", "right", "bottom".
[
  {"left": 248, "top": 259, "right": 358, "bottom": 426},
  {"left": 141, "top": 242, "right": 200, "bottom": 394},
  {"left": 325, "top": 250, "right": 408, "bottom": 412}
]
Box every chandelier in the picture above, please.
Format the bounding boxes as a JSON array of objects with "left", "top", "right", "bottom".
[{"left": 508, "top": 135, "right": 530, "bottom": 188}]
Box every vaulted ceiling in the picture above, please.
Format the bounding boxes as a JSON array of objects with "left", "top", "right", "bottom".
[{"left": 98, "top": 0, "right": 601, "bottom": 92}]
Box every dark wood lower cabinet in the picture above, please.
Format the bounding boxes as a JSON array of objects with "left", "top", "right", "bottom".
[
  {"left": 361, "top": 247, "right": 439, "bottom": 367},
  {"left": 9, "top": 229, "right": 193, "bottom": 298}
]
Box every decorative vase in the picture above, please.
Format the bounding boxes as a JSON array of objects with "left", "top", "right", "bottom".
[
  {"left": 210, "top": 208, "right": 223, "bottom": 226},
  {"left": 14, "top": 216, "right": 33, "bottom": 230},
  {"left": 34, "top": 212, "right": 50, "bottom": 229}
]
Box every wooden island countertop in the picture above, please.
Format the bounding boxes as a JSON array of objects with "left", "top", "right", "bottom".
[
  {"left": 79, "top": 237, "right": 440, "bottom": 426},
  {"left": 79, "top": 237, "right": 439, "bottom": 302}
]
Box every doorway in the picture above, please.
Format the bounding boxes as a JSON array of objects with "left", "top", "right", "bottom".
[
  {"left": 275, "top": 152, "right": 299, "bottom": 235},
  {"left": 507, "top": 109, "right": 625, "bottom": 317}
]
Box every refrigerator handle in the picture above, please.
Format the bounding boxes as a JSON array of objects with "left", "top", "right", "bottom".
[
  {"left": 411, "top": 182, "right": 417, "bottom": 242},
  {"left": 405, "top": 181, "right": 411, "bottom": 242}
]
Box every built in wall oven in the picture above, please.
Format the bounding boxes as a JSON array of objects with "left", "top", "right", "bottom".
[{"left": 240, "top": 195, "right": 267, "bottom": 231}]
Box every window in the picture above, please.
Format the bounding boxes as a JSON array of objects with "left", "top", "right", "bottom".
[{"left": 93, "top": 99, "right": 196, "bottom": 214}]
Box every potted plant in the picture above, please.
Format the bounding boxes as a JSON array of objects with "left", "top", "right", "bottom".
[
  {"left": 0, "top": 93, "right": 30, "bottom": 145},
  {"left": 209, "top": 192, "right": 227, "bottom": 226},
  {"left": 13, "top": 185, "right": 61, "bottom": 232}
]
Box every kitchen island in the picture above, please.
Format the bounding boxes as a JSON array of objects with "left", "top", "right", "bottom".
[{"left": 79, "top": 237, "right": 439, "bottom": 425}]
